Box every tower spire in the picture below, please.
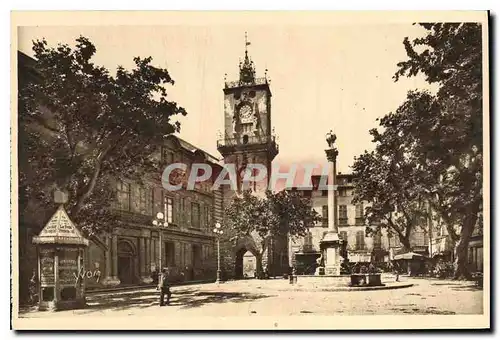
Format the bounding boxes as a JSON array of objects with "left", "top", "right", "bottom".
[
  {"left": 239, "top": 31, "right": 255, "bottom": 85},
  {"left": 245, "top": 31, "right": 249, "bottom": 58}
]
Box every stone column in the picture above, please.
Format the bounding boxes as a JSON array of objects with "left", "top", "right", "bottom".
[
  {"left": 139, "top": 237, "right": 145, "bottom": 279},
  {"left": 140, "top": 238, "right": 152, "bottom": 284},
  {"left": 145, "top": 238, "right": 150, "bottom": 273},
  {"left": 101, "top": 236, "right": 112, "bottom": 285},
  {"left": 320, "top": 131, "right": 341, "bottom": 276},
  {"left": 102, "top": 235, "right": 120, "bottom": 286},
  {"left": 150, "top": 238, "right": 156, "bottom": 271},
  {"left": 158, "top": 232, "right": 162, "bottom": 270},
  {"left": 111, "top": 234, "right": 120, "bottom": 284},
  {"left": 328, "top": 157, "right": 338, "bottom": 233}
]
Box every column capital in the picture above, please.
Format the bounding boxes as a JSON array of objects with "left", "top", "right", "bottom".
[{"left": 325, "top": 148, "right": 339, "bottom": 162}]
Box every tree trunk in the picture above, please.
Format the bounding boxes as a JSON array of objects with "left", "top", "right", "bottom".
[
  {"left": 71, "top": 162, "right": 102, "bottom": 215},
  {"left": 254, "top": 238, "right": 270, "bottom": 279},
  {"left": 453, "top": 200, "right": 481, "bottom": 280},
  {"left": 400, "top": 234, "right": 412, "bottom": 253},
  {"left": 71, "top": 145, "right": 111, "bottom": 215},
  {"left": 255, "top": 253, "right": 263, "bottom": 278}
]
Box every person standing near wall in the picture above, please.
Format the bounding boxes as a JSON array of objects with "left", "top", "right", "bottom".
[{"left": 157, "top": 267, "right": 172, "bottom": 306}]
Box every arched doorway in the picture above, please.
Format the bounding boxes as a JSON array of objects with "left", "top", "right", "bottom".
[
  {"left": 242, "top": 251, "right": 257, "bottom": 278},
  {"left": 235, "top": 247, "right": 259, "bottom": 279},
  {"left": 117, "top": 240, "right": 136, "bottom": 285}
]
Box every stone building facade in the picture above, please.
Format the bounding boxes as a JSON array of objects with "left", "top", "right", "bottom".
[
  {"left": 85, "top": 135, "right": 223, "bottom": 288},
  {"left": 18, "top": 50, "right": 226, "bottom": 289},
  {"left": 287, "top": 174, "right": 385, "bottom": 274}
]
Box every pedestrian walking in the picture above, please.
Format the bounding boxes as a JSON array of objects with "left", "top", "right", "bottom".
[
  {"left": 392, "top": 262, "right": 400, "bottom": 282},
  {"left": 157, "top": 267, "right": 172, "bottom": 306}
]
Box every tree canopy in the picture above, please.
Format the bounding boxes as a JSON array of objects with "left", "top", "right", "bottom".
[
  {"left": 224, "top": 189, "right": 320, "bottom": 271},
  {"left": 19, "top": 36, "right": 186, "bottom": 235},
  {"left": 354, "top": 23, "right": 483, "bottom": 279}
]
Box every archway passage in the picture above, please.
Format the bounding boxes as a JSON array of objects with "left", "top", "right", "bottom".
[
  {"left": 235, "top": 247, "right": 259, "bottom": 279},
  {"left": 117, "top": 240, "right": 136, "bottom": 285},
  {"left": 242, "top": 251, "right": 257, "bottom": 278}
]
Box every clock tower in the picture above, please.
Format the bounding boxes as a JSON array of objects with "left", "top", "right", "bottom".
[
  {"left": 217, "top": 34, "right": 287, "bottom": 280},
  {"left": 217, "top": 34, "right": 279, "bottom": 193}
]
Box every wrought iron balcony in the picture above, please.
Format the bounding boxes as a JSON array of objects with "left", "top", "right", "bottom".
[
  {"left": 217, "top": 134, "right": 277, "bottom": 148},
  {"left": 355, "top": 217, "right": 365, "bottom": 226},
  {"left": 217, "top": 135, "right": 279, "bottom": 159},
  {"left": 224, "top": 77, "right": 268, "bottom": 89},
  {"left": 113, "top": 210, "right": 154, "bottom": 225},
  {"left": 339, "top": 218, "right": 349, "bottom": 226}
]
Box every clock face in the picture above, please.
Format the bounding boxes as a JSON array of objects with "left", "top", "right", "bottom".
[{"left": 239, "top": 104, "right": 253, "bottom": 121}]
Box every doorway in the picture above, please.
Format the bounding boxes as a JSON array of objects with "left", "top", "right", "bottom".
[
  {"left": 235, "top": 247, "right": 258, "bottom": 279},
  {"left": 242, "top": 251, "right": 257, "bottom": 278},
  {"left": 117, "top": 240, "right": 136, "bottom": 285}
]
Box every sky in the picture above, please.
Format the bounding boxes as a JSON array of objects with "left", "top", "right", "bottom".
[{"left": 18, "top": 22, "right": 433, "bottom": 175}]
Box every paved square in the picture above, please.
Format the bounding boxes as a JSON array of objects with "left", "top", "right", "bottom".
[{"left": 19, "top": 276, "right": 483, "bottom": 318}]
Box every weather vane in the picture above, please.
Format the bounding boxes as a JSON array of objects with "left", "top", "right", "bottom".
[{"left": 245, "top": 31, "right": 251, "bottom": 55}]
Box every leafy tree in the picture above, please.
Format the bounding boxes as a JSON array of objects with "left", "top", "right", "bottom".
[
  {"left": 224, "top": 190, "right": 320, "bottom": 276},
  {"left": 394, "top": 23, "right": 483, "bottom": 279},
  {"left": 352, "top": 110, "right": 429, "bottom": 251},
  {"left": 19, "top": 36, "right": 187, "bottom": 236}
]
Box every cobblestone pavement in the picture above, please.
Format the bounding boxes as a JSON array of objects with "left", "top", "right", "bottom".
[{"left": 19, "top": 277, "right": 483, "bottom": 318}]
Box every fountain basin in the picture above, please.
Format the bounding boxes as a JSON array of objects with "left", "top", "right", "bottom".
[
  {"left": 350, "top": 274, "right": 382, "bottom": 286},
  {"left": 296, "top": 274, "right": 384, "bottom": 287}
]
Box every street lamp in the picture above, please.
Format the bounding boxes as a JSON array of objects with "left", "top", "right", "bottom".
[
  {"left": 152, "top": 202, "right": 168, "bottom": 277},
  {"left": 213, "top": 222, "right": 223, "bottom": 284}
]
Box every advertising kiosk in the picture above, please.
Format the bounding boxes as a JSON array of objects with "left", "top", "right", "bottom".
[{"left": 32, "top": 205, "right": 89, "bottom": 311}]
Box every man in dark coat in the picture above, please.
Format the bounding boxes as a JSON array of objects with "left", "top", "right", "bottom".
[{"left": 157, "top": 267, "right": 172, "bottom": 306}]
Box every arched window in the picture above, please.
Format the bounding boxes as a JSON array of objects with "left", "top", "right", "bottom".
[{"left": 118, "top": 240, "right": 135, "bottom": 256}]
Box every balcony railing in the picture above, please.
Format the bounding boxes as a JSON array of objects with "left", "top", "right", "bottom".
[
  {"left": 355, "top": 217, "right": 365, "bottom": 226},
  {"left": 302, "top": 244, "right": 315, "bottom": 253},
  {"left": 339, "top": 218, "right": 348, "bottom": 226},
  {"left": 114, "top": 210, "right": 154, "bottom": 225},
  {"left": 225, "top": 77, "right": 268, "bottom": 89},
  {"left": 217, "top": 134, "right": 278, "bottom": 149}
]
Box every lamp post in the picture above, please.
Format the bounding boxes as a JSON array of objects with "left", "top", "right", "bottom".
[
  {"left": 213, "top": 222, "right": 223, "bottom": 284},
  {"left": 152, "top": 202, "right": 168, "bottom": 276}
]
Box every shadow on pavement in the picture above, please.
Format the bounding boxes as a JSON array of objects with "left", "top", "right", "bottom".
[
  {"left": 390, "top": 307, "right": 456, "bottom": 315},
  {"left": 449, "top": 285, "right": 483, "bottom": 292},
  {"left": 174, "top": 291, "right": 273, "bottom": 310},
  {"left": 72, "top": 288, "right": 273, "bottom": 313}
]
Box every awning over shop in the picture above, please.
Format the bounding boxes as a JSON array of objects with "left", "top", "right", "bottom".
[
  {"left": 393, "top": 252, "right": 426, "bottom": 260},
  {"left": 430, "top": 236, "right": 453, "bottom": 257},
  {"left": 348, "top": 253, "right": 372, "bottom": 263}
]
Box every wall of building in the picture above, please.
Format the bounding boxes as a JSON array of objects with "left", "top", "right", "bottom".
[
  {"left": 80, "top": 137, "right": 221, "bottom": 287},
  {"left": 289, "top": 174, "right": 386, "bottom": 268}
]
